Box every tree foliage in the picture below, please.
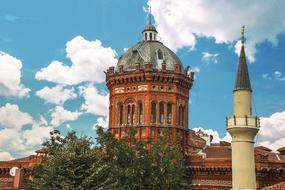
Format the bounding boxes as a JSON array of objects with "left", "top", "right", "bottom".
[{"left": 29, "top": 128, "right": 190, "bottom": 190}]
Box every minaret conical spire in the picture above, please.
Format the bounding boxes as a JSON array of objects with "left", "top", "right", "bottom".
[{"left": 234, "top": 26, "right": 252, "bottom": 91}]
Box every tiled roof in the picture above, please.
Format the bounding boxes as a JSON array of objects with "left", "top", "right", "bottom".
[
  {"left": 189, "top": 141, "right": 285, "bottom": 164},
  {"left": 35, "top": 148, "right": 47, "bottom": 154},
  {"left": 204, "top": 145, "right": 231, "bottom": 159},
  {"left": 277, "top": 147, "right": 285, "bottom": 154},
  {"left": 262, "top": 181, "right": 285, "bottom": 190},
  {"left": 256, "top": 146, "right": 272, "bottom": 152}
]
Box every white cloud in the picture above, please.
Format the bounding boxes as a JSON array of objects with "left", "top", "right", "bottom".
[
  {"left": 193, "top": 127, "right": 231, "bottom": 143},
  {"left": 35, "top": 36, "right": 117, "bottom": 85},
  {"left": 258, "top": 111, "right": 285, "bottom": 151},
  {"left": 261, "top": 71, "right": 285, "bottom": 81},
  {"left": 22, "top": 124, "right": 53, "bottom": 146},
  {"left": 79, "top": 84, "right": 109, "bottom": 117},
  {"left": 0, "top": 129, "right": 26, "bottom": 153},
  {"left": 66, "top": 124, "right": 72, "bottom": 130},
  {"left": 234, "top": 40, "right": 256, "bottom": 62},
  {"left": 50, "top": 106, "right": 82, "bottom": 126},
  {"left": 93, "top": 116, "right": 108, "bottom": 129},
  {"left": 0, "top": 103, "right": 33, "bottom": 130},
  {"left": 191, "top": 66, "right": 200, "bottom": 73},
  {"left": 0, "top": 104, "right": 53, "bottom": 159},
  {"left": 0, "top": 151, "right": 13, "bottom": 161},
  {"left": 262, "top": 73, "right": 269, "bottom": 79},
  {"left": 274, "top": 71, "right": 285, "bottom": 81},
  {"left": 148, "top": 0, "right": 285, "bottom": 62},
  {"left": 201, "top": 52, "right": 219, "bottom": 64},
  {"left": 36, "top": 85, "right": 77, "bottom": 105},
  {"left": 0, "top": 51, "right": 30, "bottom": 97}
]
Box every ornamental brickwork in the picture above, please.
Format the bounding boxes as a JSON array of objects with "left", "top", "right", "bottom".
[
  {"left": 105, "top": 22, "right": 195, "bottom": 150},
  {"left": 106, "top": 63, "right": 194, "bottom": 148},
  {"left": 1, "top": 21, "right": 285, "bottom": 190}
]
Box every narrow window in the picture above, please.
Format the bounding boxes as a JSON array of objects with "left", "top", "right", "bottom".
[
  {"left": 145, "top": 33, "right": 147, "bottom": 40},
  {"left": 127, "top": 105, "right": 131, "bottom": 124},
  {"left": 182, "top": 106, "right": 185, "bottom": 127},
  {"left": 159, "top": 102, "right": 164, "bottom": 124},
  {"left": 131, "top": 104, "right": 135, "bottom": 124},
  {"left": 167, "top": 103, "right": 172, "bottom": 124},
  {"left": 139, "top": 102, "right": 143, "bottom": 124},
  {"left": 154, "top": 34, "right": 156, "bottom": 40},
  {"left": 178, "top": 105, "right": 182, "bottom": 126},
  {"left": 119, "top": 104, "right": 123, "bottom": 125},
  {"left": 151, "top": 102, "right": 156, "bottom": 124},
  {"left": 150, "top": 33, "right": 152, "bottom": 41},
  {"left": 157, "top": 49, "right": 163, "bottom": 60}
]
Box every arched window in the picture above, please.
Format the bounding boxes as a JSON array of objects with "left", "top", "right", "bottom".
[
  {"left": 119, "top": 104, "right": 123, "bottom": 125},
  {"left": 151, "top": 102, "right": 156, "bottom": 124},
  {"left": 138, "top": 102, "right": 143, "bottom": 124},
  {"left": 157, "top": 49, "right": 163, "bottom": 60},
  {"left": 145, "top": 33, "right": 147, "bottom": 40},
  {"left": 131, "top": 104, "right": 135, "bottom": 124},
  {"left": 127, "top": 105, "right": 131, "bottom": 124},
  {"left": 159, "top": 102, "right": 164, "bottom": 124},
  {"left": 150, "top": 33, "right": 153, "bottom": 41},
  {"left": 167, "top": 103, "right": 172, "bottom": 124},
  {"left": 154, "top": 33, "right": 156, "bottom": 40}
]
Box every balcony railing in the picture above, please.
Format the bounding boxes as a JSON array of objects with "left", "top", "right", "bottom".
[{"left": 226, "top": 115, "right": 260, "bottom": 128}]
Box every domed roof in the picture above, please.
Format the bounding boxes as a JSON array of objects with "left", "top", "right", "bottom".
[
  {"left": 116, "top": 40, "right": 183, "bottom": 72},
  {"left": 143, "top": 23, "right": 157, "bottom": 32}
]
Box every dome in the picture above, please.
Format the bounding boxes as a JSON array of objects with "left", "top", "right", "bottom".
[
  {"left": 143, "top": 23, "right": 157, "bottom": 32},
  {"left": 116, "top": 40, "right": 183, "bottom": 72}
]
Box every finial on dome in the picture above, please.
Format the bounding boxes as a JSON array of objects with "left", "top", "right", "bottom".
[
  {"left": 149, "top": 6, "right": 152, "bottom": 24},
  {"left": 142, "top": 6, "right": 157, "bottom": 41},
  {"left": 241, "top": 25, "right": 245, "bottom": 45}
]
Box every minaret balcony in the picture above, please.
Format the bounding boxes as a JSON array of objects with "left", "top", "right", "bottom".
[{"left": 226, "top": 116, "right": 260, "bottom": 129}]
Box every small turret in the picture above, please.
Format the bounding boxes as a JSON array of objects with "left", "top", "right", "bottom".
[{"left": 142, "top": 7, "right": 157, "bottom": 41}]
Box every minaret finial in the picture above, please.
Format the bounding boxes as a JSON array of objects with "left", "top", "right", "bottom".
[
  {"left": 149, "top": 6, "right": 152, "bottom": 24},
  {"left": 241, "top": 25, "right": 245, "bottom": 45}
]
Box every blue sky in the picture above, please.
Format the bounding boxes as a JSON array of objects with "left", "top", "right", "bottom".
[{"left": 0, "top": 0, "right": 285, "bottom": 160}]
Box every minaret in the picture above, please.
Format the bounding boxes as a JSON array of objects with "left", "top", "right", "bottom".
[{"left": 227, "top": 26, "right": 260, "bottom": 190}]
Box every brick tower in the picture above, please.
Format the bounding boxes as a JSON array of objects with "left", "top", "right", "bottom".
[{"left": 105, "top": 22, "right": 194, "bottom": 148}]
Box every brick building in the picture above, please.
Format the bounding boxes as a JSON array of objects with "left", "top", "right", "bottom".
[
  {"left": 1, "top": 22, "right": 285, "bottom": 190},
  {"left": 105, "top": 22, "right": 194, "bottom": 151},
  {"left": 104, "top": 22, "right": 285, "bottom": 189},
  {"left": 0, "top": 149, "right": 45, "bottom": 189}
]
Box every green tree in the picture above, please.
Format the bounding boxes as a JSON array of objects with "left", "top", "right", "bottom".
[{"left": 29, "top": 128, "right": 190, "bottom": 190}]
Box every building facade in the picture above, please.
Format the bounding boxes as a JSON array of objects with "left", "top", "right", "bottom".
[
  {"left": 1, "top": 22, "right": 285, "bottom": 190},
  {"left": 105, "top": 22, "right": 194, "bottom": 150},
  {"left": 105, "top": 22, "right": 285, "bottom": 189}
]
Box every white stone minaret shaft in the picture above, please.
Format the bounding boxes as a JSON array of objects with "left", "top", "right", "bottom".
[{"left": 227, "top": 26, "right": 260, "bottom": 190}]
